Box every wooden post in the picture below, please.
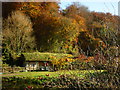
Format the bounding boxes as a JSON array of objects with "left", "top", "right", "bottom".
[
  {"left": 12, "top": 66, "right": 14, "bottom": 73},
  {"left": 2, "top": 68, "right": 4, "bottom": 73},
  {"left": 33, "top": 62, "right": 34, "bottom": 71},
  {"left": 29, "top": 63, "right": 30, "bottom": 72}
]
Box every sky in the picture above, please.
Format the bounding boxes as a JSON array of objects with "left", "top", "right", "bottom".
[
  {"left": 59, "top": 1, "right": 119, "bottom": 15},
  {"left": 0, "top": 0, "right": 119, "bottom": 15}
]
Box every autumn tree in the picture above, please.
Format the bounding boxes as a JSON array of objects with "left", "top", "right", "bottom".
[
  {"left": 3, "top": 10, "right": 36, "bottom": 54},
  {"left": 63, "top": 3, "right": 99, "bottom": 55},
  {"left": 11, "top": 2, "right": 80, "bottom": 54},
  {"left": 63, "top": 2, "right": 92, "bottom": 29},
  {"left": 77, "top": 30, "right": 106, "bottom": 56},
  {"left": 89, "top": 12, "right": 119, "bottom": 47},
  {"left": 2, "top": 2, "right": 60, "bottom": 20},
  {"left": 33, "top": 12, "right": 80, "bottom": 53},
  {"left": 2, "top": 2, "right": 61, "bottom": 51}
]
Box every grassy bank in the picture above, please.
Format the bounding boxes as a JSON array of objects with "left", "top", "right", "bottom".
[
  {"left": 2, "top": 70, "right": 108, "bottom": 89},
  {"left": 2, "top": 70, "right": 105, "bottom": 77}
]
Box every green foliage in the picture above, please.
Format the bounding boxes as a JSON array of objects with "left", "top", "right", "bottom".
[
  {"left": 2, "top": 63, "right": 9, "bottom": 67},
  {"left": 2, "top": 45, "right": 15, "bottom": 66},
  {"left": 2, "top": 45, "right": 11, "bottom": 61}
]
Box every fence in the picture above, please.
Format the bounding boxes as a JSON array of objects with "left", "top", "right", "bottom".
[{"left": 2, "top": 67, "right": 26, "bottom": 73}]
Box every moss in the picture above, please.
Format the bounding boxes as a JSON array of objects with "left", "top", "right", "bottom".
[{"left": 22, "top": 52, "right": 73, "bottom": 61}]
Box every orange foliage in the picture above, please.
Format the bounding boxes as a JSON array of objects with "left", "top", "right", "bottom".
[{"left": 78, "top": 54, "right": 87, "bottom": 60}]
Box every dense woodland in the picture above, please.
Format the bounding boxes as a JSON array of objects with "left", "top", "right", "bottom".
[
  {"left": 2, "top": 2, "right": 120, "bottom": 89},
  {"left": 2, "top": 2, "right": 120, "bottom": 66}
]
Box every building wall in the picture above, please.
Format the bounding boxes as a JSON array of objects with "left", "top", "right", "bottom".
[
  {"left": 26, "top": 62, "right": 39, "bottom": 70},
  {"left": 25, "top": 61, "right": 53, "bottom": 71}
]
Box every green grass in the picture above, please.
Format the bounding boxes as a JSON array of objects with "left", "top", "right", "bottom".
[
  {"left": 2, "top": 70, "right": 107, "bottom": 89},
  {"left": 2, "top": 70, "right": 105, "bottom": 78}
]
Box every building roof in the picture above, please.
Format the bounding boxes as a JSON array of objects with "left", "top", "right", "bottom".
[{"left": 22, "top": 52, "right": 73, "bottom": 61}]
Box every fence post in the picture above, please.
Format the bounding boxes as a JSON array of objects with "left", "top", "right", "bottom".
[
  {"left": 12, "top": 66, "right": 14, "bottom": 73},
  {"left": 2, "top": 68, "right": 4, "bottom": 73}
]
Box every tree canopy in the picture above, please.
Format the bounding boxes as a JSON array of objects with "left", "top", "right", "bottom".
[{"left": 2, "top": 2, "right": 120, "bottom": 56}]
